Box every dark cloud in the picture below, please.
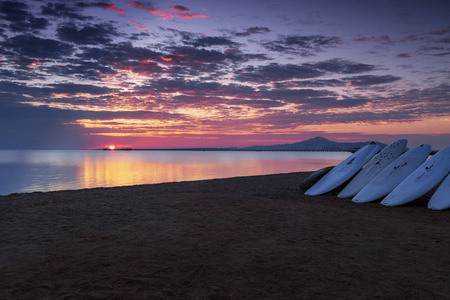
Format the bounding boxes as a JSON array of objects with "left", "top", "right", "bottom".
[
  {"left": 183, "top": 36, "right": 240, "bottom": 48},
  {"left": 49, "top": 83, "right": 113, "bottom": 95},
  {"left": 0, "top": 81, "right": 54, "bottom": 98},
  {"left": 0, "top": 69, "right": 37, "bottom": 81},
  {"left": 306, "top": 59, "right": 377, "bottom": 74},
  {"left": 160, "top": 46, "right": 252, "bottom": 74},
  {"left": 57, "top": 22, "right": 117, "bottom": 45},
  {"left": 262, "top": 89, "right": 334, "bottom": 103},
  {"left": 0, "top": 0, "right": 49, "bottom": 32},
  {"left": 1, "top": 34, "right": 73, "bottom": 59},
  {"left": 299, "top": 97, "right": 371, "bottom": 109},
  {"left": 142, "top": 78, "right": 223, "bottom": 92},
  {"left": 223, "top": 49, "right": 270, "bottom": 62},
  {"left": 236, "top": 27, "right": 270, "bottom": 37},
  {"left": 399, "top": 35, "right": 418, "bottom": 42},
  {"left": 262, "top": 35, "right": 340, "bottom": 56},
  {"left": 274, "top": 79, "right": 346, "bottom": 88},
  {"left": 344, "top": 75, "right": 401, "bottom": 86},
  {"left": 432, "top": 52, "right": 450, "bottom": 56},
  {"left": 394, "top": 84, "right": 450, "bottom": 111},
  {"left": 0, "top": 80, "right": 113, "bottom": 99},
  {"left": 234, "top": 59, "right": 375, "bottom": 84},
  {"left": 8, "top": 16, "right": 49, "bottom": 32},
  {"left": 228, "top": 99, "right": 285, "bottom": 108},
  {"left": 78, "top": 42, "right": 162, "bottom": 72},
  {"left": 45, "top": 61, "right": 117, "bottom": 81},
  {"left": 429, "top": 29, "right": 450, "bottom": 35},
  {"left": 140, "top": 79, "right": 256, "bottom": 101},
  {"left": 436, "top": 37, "right": 450, "bottom": 43},
  {"left": 41, "top": 2, "right": 91, "bottom": 20},
  {"left": 235, "top": 63, "right": 324, "bottom": 83},
  {"left": 170, "top": 5, "right": 190, "bottom": 12},
  {"left": 0, "top": 1, "right": 29, "bottom": 22}
]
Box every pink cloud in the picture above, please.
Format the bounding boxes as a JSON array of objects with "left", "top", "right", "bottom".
[
  {"left": 127, "top": 1, "right": 145, "bottom": 9},
  {"left": 397, "top": 53, "right": 410, "bottom": 58},
  {"left": 353, "top": 37, "right": 376, "bottom": 42},
  {"left": 128, "top": 20, "right": 137, "bottom": 24},
  {"left": 98, "top": 4, "right": 126, "bottom": 16},
  {"left": 127, "top": 2, "right": 209, "bottom": 20},
  {"left": 400, "top": 35, "right": 417, "bottom": 42},
  {"left": 136, "top": 26, "right": 149, "bottom": 30},
  {"left": 174, "top": 13, "right": 210, "bottom": 19},
  {"left": 380, "top": 35, "right": 391, "bottom": 42},
  {"left": 429, "top": 29, "right": 450, "bottom": 35}
]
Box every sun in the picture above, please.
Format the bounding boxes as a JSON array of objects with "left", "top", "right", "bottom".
[{"left": 109, "top": 145, "right": 115, "bottom": 150}]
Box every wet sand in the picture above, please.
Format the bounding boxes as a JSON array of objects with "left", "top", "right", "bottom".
[{"left": 1, "top": 172, "right": 449, "bottom": 299}]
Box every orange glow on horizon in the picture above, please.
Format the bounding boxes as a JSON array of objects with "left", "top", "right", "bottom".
[{"left": 109, "top": 145, "right": 115, "bottom": 150}]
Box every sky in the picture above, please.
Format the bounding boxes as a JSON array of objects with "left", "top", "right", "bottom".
[{"left": 0, "top": 0, "right": 449, "bottom": 150}]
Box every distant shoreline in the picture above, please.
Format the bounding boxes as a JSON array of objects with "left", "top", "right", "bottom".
[
  {"left": 95, "top": 148, "right": 439, "bottom": 155},
  {"left": 97, "top": 148, "right": 354, "bottom": 152}
]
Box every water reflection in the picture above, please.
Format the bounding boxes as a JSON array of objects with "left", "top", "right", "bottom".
[{"left": 0, "top": 150, "right": 350, "bottom": 195}]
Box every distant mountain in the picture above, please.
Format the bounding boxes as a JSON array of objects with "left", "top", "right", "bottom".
[{"left": 241, "top": 136, "right": 387, "bottom": 151}]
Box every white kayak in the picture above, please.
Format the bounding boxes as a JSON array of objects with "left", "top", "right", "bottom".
[
  {"left": 427, "top": 173, "right": 450, "bottom": 210},
  {"left": 352, "top": 144, "right": 431, "bottom": 203},
  {"left": 338, "top": 139, "right": 407, "bottom": 198},
  {"left": 305, "top": 143, "right": 380, "bottom": 196},
  {"left": 381, "top": 146, "right": 450, "bottom": 207}
]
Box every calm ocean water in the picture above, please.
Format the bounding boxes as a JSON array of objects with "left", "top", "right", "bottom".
[{"left": 0, "top": 150, "right": 351, "bottom": 196}]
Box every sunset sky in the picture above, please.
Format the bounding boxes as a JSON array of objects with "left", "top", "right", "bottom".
[{"left": 0, "top": 0, "right": 449, "bottom": 149}]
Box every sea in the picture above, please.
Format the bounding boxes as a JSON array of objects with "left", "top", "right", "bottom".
[{"left": 0, "top": 150, "right": 351, "bottom": 196}]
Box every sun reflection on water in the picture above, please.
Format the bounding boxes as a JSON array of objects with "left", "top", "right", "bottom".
[{"left": 0, "top": 150, "right": 350, "bottom": 195}]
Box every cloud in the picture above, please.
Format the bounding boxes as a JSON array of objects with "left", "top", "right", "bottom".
[
  {"left": 234, "top": 63, "right": 324, "bottom": 83},
  {"left": 380, "top": 35, "right": 391, "bottom": 42},
  {"left": 40, "top": 2, "right": 91, "bottom": 21},
  {"left": 353, "top": 37, "right": 376, "bottom": 42},
  {"left": 77, "top": 2, "right": 126, "bottom": 16},
  {"left": 49, "top": 83, "right": 113, "bottom": 95},
  {"left": 435, "top": 37, "right": 450, "bottom": 43},
  {"left": 399, "top": 35, "right": 417, "bottom": 42},
  {"left": 127, "top": 1, "right": 209, "bottom": 20},
  {"left": 429, "top": 29, "right": 450, "bottom": 35},
  {"left": 158, "top": 46, "right": 255, "bottom": 74},
  {"left": 78, "top": 41, "right": 161, "bottom": 68},
  {"left": 262, "top": 35, "right": 340, "bottom": 56},
  {"left": 45, "top": 62, "right": 117, "bottom": 80},
  {"left": 0, "top": 81, "right": 113, "bottom": 99},
  {"left": 345, "top": 75, "right": 401, "bottom": 86},
  {"left": 235, "top": 27, "right": 270, "bottom": 37},
  {"left": 57, "top": 22, "right": 117, "bottom": 45},
  {"left": 183, "top": 36, "right": 241, "bottom": 48},
  {"left": 0, "top": 0, "right": 49, "bottom": 32},
  {"left": 169, "top": 5, "right": 191, "bottom": 13},
  {"left": 273, "top": 79, "right": 346, "bottom": 88},
  {"left": 234, "top": 59, "right": 376, "bottom": 84},
  {"left": 261, "top": 89, "right": 336, "bottom": 103},
  {"left": 1, "top": 34, "right": 73, "bottom": 59},
  {"left": 127, "top": 1, "right": 146, "bottom": 9},
  {"left": 0, "top": 1, "right": 30, "bottom": 22},
  {"left": 306, "top": 59, "right": 377, "bottom": 74},
  {"left": 228, "top": 99, "right": 285, "bottom": 108}
]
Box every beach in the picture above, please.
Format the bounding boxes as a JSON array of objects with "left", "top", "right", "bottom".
[{"left": 1, "top": 172, "right": 448, "bottom": 299}]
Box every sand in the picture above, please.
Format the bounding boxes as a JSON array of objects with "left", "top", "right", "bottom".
[{"left": 0, "top": 172, "right": 449, "bottom": 299}]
